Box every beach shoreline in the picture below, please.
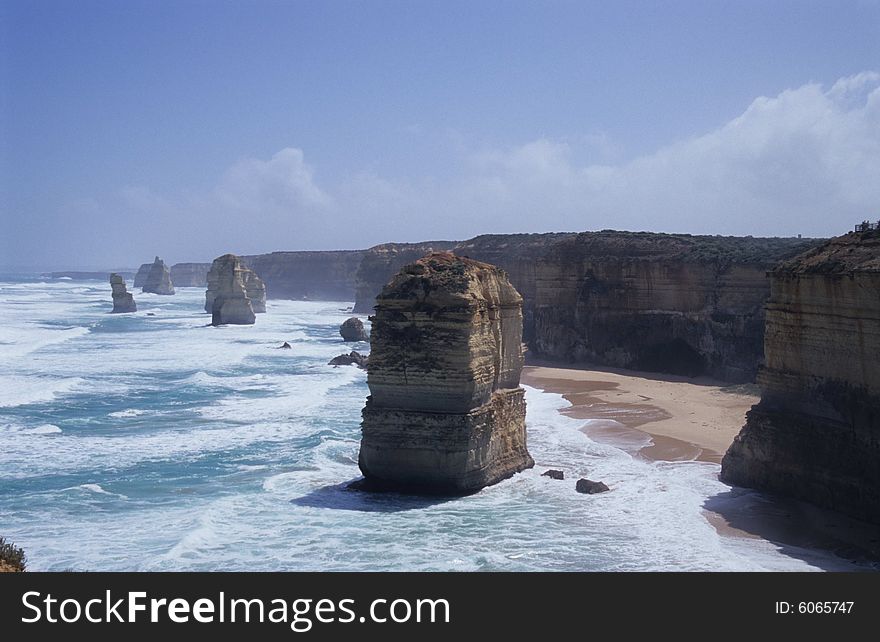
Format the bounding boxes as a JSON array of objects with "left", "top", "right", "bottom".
[{"left": 521, "top": 363, "right": 758, "bottom": 464}]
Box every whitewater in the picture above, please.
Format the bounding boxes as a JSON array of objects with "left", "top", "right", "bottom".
[{"left": 0, "top": 277, "right": 864, "bottom": 571}]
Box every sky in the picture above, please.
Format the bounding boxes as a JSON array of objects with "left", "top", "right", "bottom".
[{"left": 2, "top": 0, "right": 879, "bottom": 269}]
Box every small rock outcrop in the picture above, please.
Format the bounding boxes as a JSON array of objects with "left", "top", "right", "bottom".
[
  {"left": 575, "top": 479, "right": 610, "bottom": 494},
  {"left": 133, "top": 263, "right": 152, "bottom": 288},
  {"left": 329, "top": 351, "right": 369, "bottom": 369},
  {"left": 358, "top": 252, "right": 534, "bottom": 494},
  {"left": 141, "top": 256, "right": 174, "bottom": 295},
  {"left": 340, "top": 317, "right": 369, "bottom": 342},
  {"left": 206, "top": 254, "right": 256, "bottom": 326},
  {"left": 109, "top": 273, "right": 136, "bottom": 313},
  {"left": 278, "top": 342, "right": 292, "bottom": 349},
  {"left": 542, "top": 469, "right": 565, "bottom": 480},
  {"left": 721, "top": 229, "right": 880, "bottom": 524}
]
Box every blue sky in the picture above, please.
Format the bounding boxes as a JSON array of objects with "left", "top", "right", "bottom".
[{"left": 2, "top": 0, "right": 879, "bottom": 269}]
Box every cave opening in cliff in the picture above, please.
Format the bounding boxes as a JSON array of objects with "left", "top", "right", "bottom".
[{"left": 637, "top": 338, "right": 707, "bottom": 378}]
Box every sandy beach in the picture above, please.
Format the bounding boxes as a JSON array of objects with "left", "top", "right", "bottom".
[{"left": 522, "top": 363, "right": 758, "bottom": 464}]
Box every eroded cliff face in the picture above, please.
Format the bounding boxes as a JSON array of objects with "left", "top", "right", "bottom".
[
  {"left": 532, "top": 232, "right": 819, "bottom": 382},
  {"left": 242, "top": 251, "right": 364, "bottom": 301},
  {"left": 242, "top": 270, "right": 267, "bottom": 313},
  {"left": 170, "top": 263, "right": 211, "bottom": 287},
  {"left": 352, "top": 242, "right": 458, "bottom": 312},
  {"left": 721, "top": 230, "right": 880, "bottom": 523},
  {"left": 359, "top": 252, "right": 534, "bottom": 494},
  {"left": 452, "top": 233, "right": 575, "bottom": 342},
  {"left": 206, "top": 254, "right": 257, "bottom": 326}
]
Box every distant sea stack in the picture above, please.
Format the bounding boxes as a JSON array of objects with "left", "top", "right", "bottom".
[
  {"left": 170, "top": 262, "right": 211, "bottom": 287},
  {"left": 721, "top": 229, "right": 880, "bottom": 524},
  {"left": 109, "top": 273, "right": 136, "bottom": 313},
  {"left": 141, "top": 256, "right": 175, "bottom": 295},
  {"left": 358, "top": 252, "right": 534, "bottom": 494},
  {"left": 353, "top": 241, "right": 458, "bottom": 312},
  {"left": 205, "top": 254, "right": 265, "bottom": 315},
  {"left": 242, "top": 269, "right": 267, "bottom": 313},
  {"left": 205, "top": 254, "right": 256, "bottom": 325},
  {"left": 133, "top": 263, "right": 152, "bottom": 288}
]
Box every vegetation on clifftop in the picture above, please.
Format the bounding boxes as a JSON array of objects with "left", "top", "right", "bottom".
[{"left": 0, "top": 536, "right": 26, "bottom": 572}]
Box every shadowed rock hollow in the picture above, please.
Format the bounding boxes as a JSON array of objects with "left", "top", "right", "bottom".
[{"left": 358, "top": 252, "right": 534, "bottom": 494}]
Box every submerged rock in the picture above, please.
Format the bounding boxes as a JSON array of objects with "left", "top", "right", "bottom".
[
  {"left": 278, "top": 342, "right": 292, "bottom": 349},
  {"left": 329, "top": 351, "right": 368, "bottom": 369},
  {"left": 721, "top": 229, "right": 880, "bottom": 524},
  {"left": 206, "top": 254, "right": 256, "bottom": 326},
  {"left": 575, "top": 478, "right": 610, "bottom": 494},
  {"left": 141, "top": 256, "right": 175, "bottom": 295},
  {"left": 358, "top": 252, "right": 534, "bottom": 494},
  {"left": 542, "top": 469, "right": 565, "bottom": 480},
  {"left": 340, "top": 317, "right": 368, "bottom": 342},
  {"left": 109, "top": 273, "right": 136, "bottom": 313}
]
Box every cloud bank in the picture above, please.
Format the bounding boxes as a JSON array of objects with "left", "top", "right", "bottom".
[{"left": 56, "top": 72, "right": 880, "bottom": 265}]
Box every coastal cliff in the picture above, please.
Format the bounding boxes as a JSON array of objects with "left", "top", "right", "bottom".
[
  {"left": 532, "top": 231, "right": 819, "bottom": 382},
  {"left": 170, "top": 262, "right": 211, "bottom": 287},
  {"left": 352, "top": 241, "right": 457, "bottom": 312},
  {"left": 242, "top": 251, "right": 364, "bottom": 301},
  {"left": 721, "top": 230, "right": 880, "bottom": 523},
  {"left": 453, "top": 233, "right": 575, "bottom": 341},
  {"left": 358, "top": 252, "right": 534, "bottom": 494}
]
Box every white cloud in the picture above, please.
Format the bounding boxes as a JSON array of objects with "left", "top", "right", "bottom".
[{"left": 67, "top": 71, "right": 880, "bottom": 266}]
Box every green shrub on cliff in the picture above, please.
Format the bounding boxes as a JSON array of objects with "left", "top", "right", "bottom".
[{"left": 0, "top": 536, "right": 26, "bottom": 572}]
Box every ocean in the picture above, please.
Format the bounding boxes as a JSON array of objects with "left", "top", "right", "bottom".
[{"left": 0, "top": 277, "right": 865, "bottom": 571}]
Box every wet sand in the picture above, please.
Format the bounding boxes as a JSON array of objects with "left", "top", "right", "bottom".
[
  {"left": 522, "top": 363, "right": 880, "bottom": 568},
  {"left": 522, "top": 364, "right": 758, "bottom": 463}
]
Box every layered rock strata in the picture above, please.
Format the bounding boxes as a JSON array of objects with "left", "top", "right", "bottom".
[
  {"left": 169, "top": 262, "right": 211, "bottom": 287},
  {"left": 109, "top": 273, "right": 136, "bottom": 313},
  {"left": 206, "top": 254, "right": 256, "bottom": 326},
  {"left": 242, "top": 251, "right": 364, "bottom": 301},
  {"left": 141, "top": 256, "right": 175, "bottom": 295},
  {"left": 721, "top": 230, "right": 880, "bottom": 523},
  {"left": 358, "top": 252, "right": 534, "bottom": 494},
  {"left": 133, "top": 263, "right": 152, "bottom": 288},
  {"left": 532, "top": 231, "right": 820, "bottom": 382},
  {"left": 352, "top": 241, "right": 457, "bottom": 312}
]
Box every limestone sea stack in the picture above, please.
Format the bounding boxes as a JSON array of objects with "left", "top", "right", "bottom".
[
  {"left": 109, "top": 273, "right": 136, "bottom": 313},
  {"left": 721, "top": 229, "right": 880, "bottom": 524},
  {"left": 358, "top": 252, "right": 534, "bottom": 494},
  {"left": 205, "top": 255, "right": 265, "bottom": 314},
  {"left": 242, "top": 268, "right": 267, "bottom": 313},
  {"left": 133, "top": 263, "right": 152, "bottom": 288},
  {"left": 340, "top": 317, "right": 369, "bottom": 342},
  {"left": 141, "top": 256, "right": 175, "bottom": 295},
  {"left": 205, "top": 254, "right": 256, "bottom": 325}
]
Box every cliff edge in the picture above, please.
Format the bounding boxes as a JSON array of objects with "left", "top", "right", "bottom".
[{"left": 721, "top": 230, "right": 880, "bottom": 523}]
